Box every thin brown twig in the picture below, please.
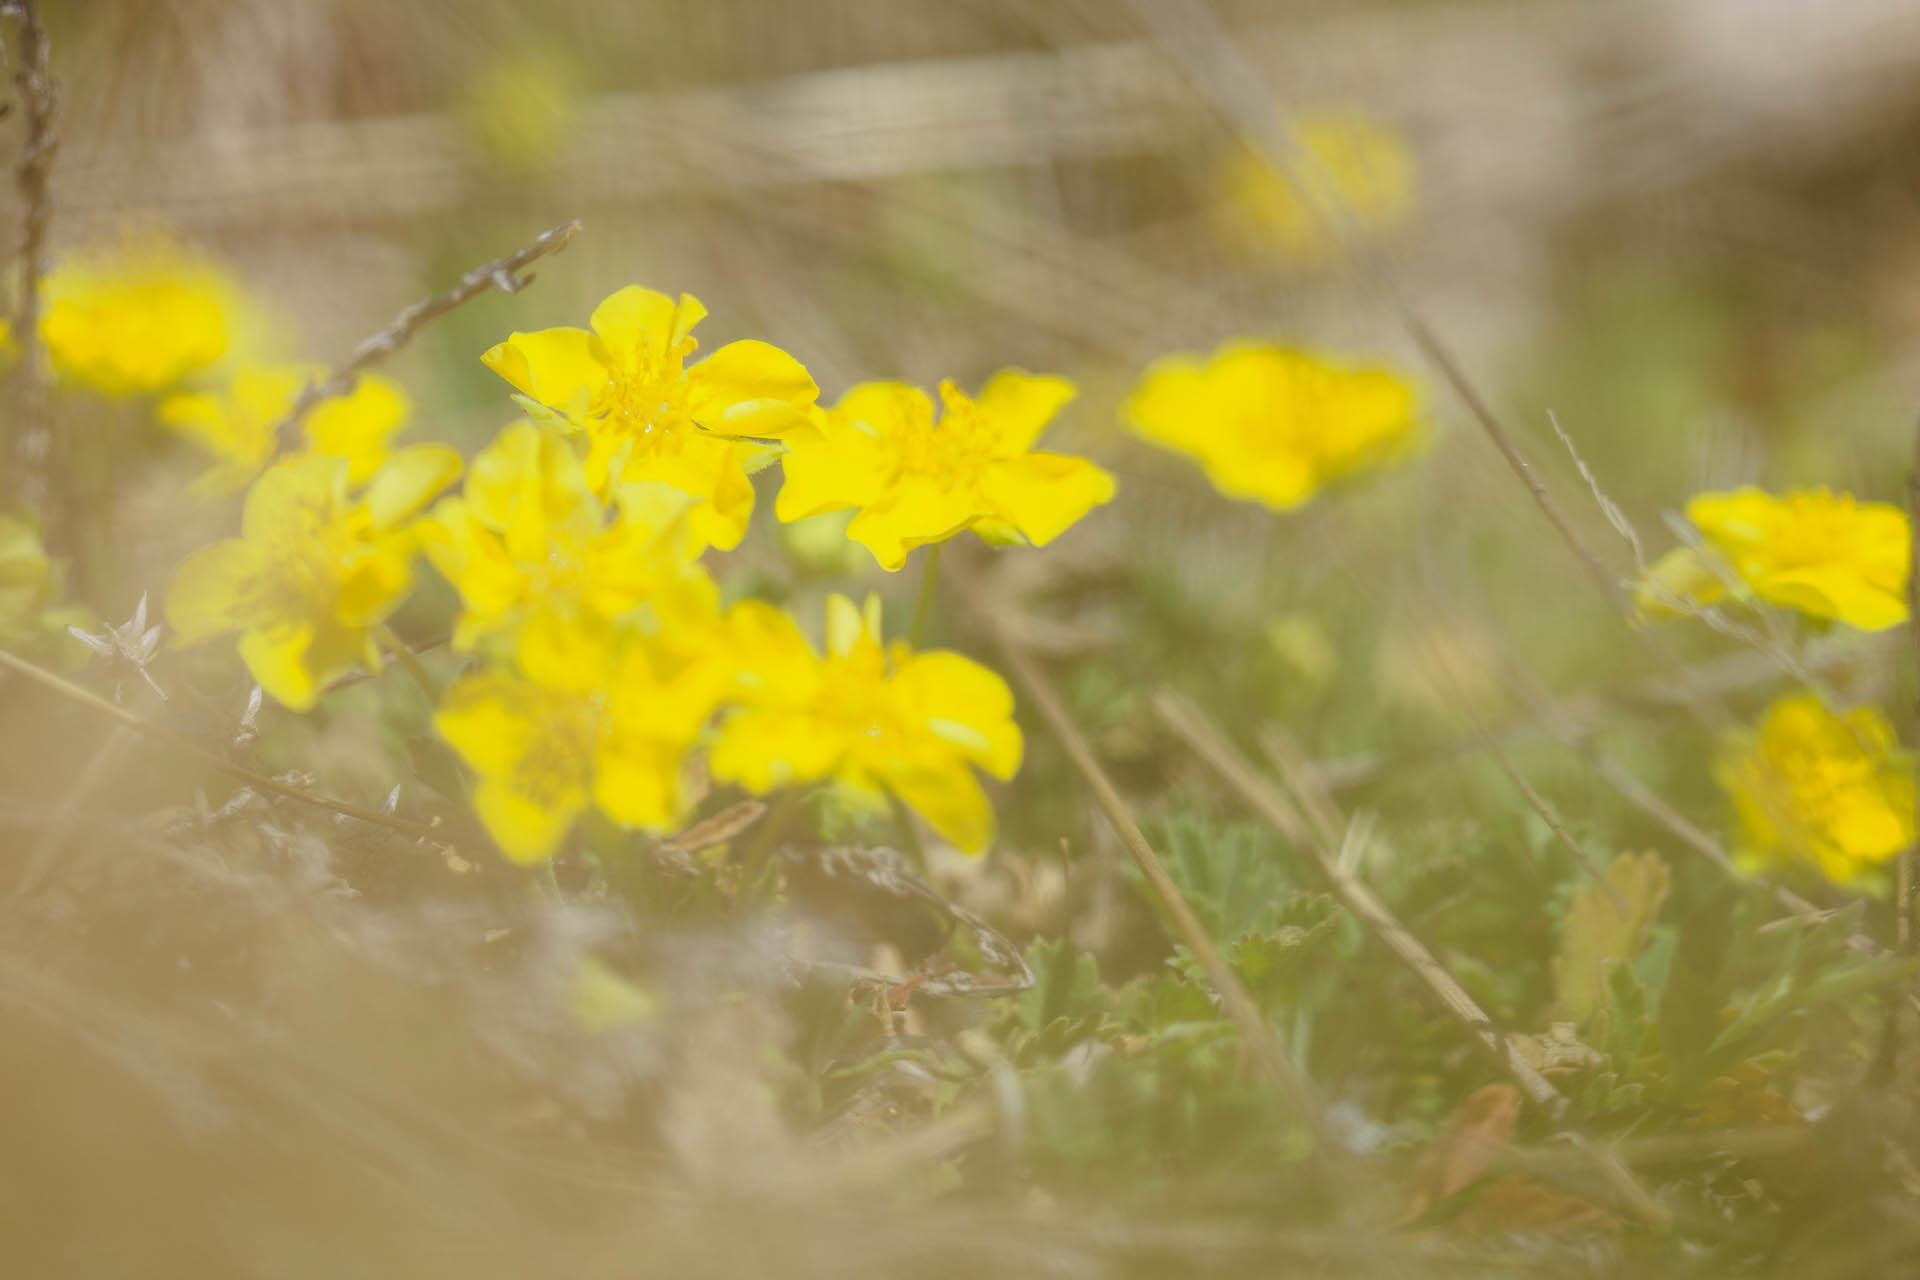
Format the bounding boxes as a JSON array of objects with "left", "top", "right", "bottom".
[
  {"left": 269, "top": 219, "right": 583, "bottom": 453},
  {"left": 1155, "top": 690, "right": 1672, "bottom": 1229},
  {"left": 952, "top": 566, "right": 1326, "bottom": 1132},
  {"left": 0, "top": 645, "right": 446, "bottom": 842},
  {"left": 2, "top": 0, "right": 55, "bottom": 515}
]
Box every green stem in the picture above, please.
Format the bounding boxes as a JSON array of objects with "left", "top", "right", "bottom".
[
  {"left": 375, "top": 623, "right": 439, "bottom": 703},
  {"left": 909, "top": 543, "right": 943, "bottom": 648}
]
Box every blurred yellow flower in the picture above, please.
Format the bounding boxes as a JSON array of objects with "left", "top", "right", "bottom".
[
  {"left": 461, "top": 47, "right": 579, "bottom": 177},
  {"left": 776, "top": 372, "right": 1114, "bottom": 571},
  {"left": 0, "top": 511, "right": 89, "bottom": 665},
  {"left": 1717, "top": 692, "right": 1915, "bottom": 887},
  {"left": 40, "top": 233, "right": 244, "bottom": 395},
  {"left": 423, "top": 422, "right": 718, "bottom": 690},
  {"left": 482, "top": 285, "right": 818, "bottom": 550},
  {"left": 711, "top": 593, "right": 1022, "bottom": 853},
  {"left": 158, "top": 365, "right": 412, "bottom": 493},
  {"left": 1124, "top": 342, "right": 1419, "bottom": 511},
  {"left": 1638, "top": 487, "right": 1909, "bottom": 632},
  {"left": 1214, "top": 108, "right": 1415, "bottom": 261},
  {"left": 434, "top": 634, "right": 718, "bottom": 863},
  {"left": 165, "top": 447, "right": 461, "bottom": 710}
]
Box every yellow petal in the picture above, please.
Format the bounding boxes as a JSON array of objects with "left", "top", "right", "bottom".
[
  {"left": 238, "top": 622, "right": 322, "bottom": 711},
  {"left": 164, "top": 539, "right": 263, "bottom": 642},
  {"left": 1764, "top": 569, "right": 1908, "bottom": 632},
  {"left": 710, "top": 708, "right": 844, "bottom": 793},
  {"left": 304, "top": 373, "right": 410, "bottom": 485},
  {"left": 890, "top": 651, "right": 1022, "bottom": 780},
  {"left": 1634, "top": 546, "right": 1733, "bottom": 619},
  {"left": 365, "top": 443, "right": 464, "bottom": 533},
  {"left": 591, "top": 734, "right": 685, "bottom": 830},
  {"left": 685, "top": 339, "right": 818, "bottom": 439},
  {"left": 977, "top": 452, "right": 1115, "bottom": 547},
  {"left": 681, "top": 443, "right": 755, "bottom": 552},
  {"left": 333, "top": 542, "right": 412, "bottom": 628},
  {"left": 517, "top": 607, "right": 614, "bottom": 694},
  {"left": 482, "top": 327, "right": 603, "bottom": 413},
  {"left": 589, "top": 286, "right": 705, "bottom": 356},
  {"left": 879, "top": 757, "right": 994, "bottom": 855},
  {"left": 844, "top": 476, "right": 981, "bottom": 572},
  {"left": 471, "top": 776, "right": 585, "bottom": 864},
  {"left": 435, "top": 670, "right": 542, "bottom": 777},
  {"left": 241, "top": 455, "right": 348, "bottom": 542},
  {"left": 973, "top": 368, "right": 1077, "bottom": 454},
  {"left": 774, "top": 422, "right": 890, "bottom": 522}
]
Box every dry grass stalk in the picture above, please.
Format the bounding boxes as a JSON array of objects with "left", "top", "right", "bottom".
[{"left": 269, "top": 218, "right": 583, "bottom": 453}]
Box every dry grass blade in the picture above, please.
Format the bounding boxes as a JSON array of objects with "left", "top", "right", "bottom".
[
  {"left": 2, "top": 0, "right": 56, "bottom": 516},
  {"left": 956, "top": 570, "right": 1325, "bottom": 1130},
  {"left": 0, "top": 645, "right": 445, "bottom": 844},
  {"left": 269, "top": 218, "right": 583, "bottom": 453},
  {"left": 1154, "top": 688, "right": 1562, "bottom": 1117},
  {"left": 1154, "top": 690, "right": 1675, "bottom": 1228}
]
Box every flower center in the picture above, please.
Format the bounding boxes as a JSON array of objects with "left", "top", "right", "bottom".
[{"left": 592, "top": 325, "right": 699, "bottom": 460}]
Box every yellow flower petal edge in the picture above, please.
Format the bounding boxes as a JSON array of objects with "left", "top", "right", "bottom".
[
  {"left": 1123, "top": 341, "right": 1420, "bottom": 513},
  {"left": 1716, "top": 692, "right": 1915, "bottom": 888},
  {"left": 480, "top": 285, "right": 819, "bottom": 551},
  {"left": 1669, "top": 486, "right": 1911, "bottom": 632},
  {"left": 710, "top": 592, "right": 1023, "bottom": 854},
  {"left": 163, "top": 451, "right": 459, "bottom": 710},
  {"left": 775, "top": 371, "right": 1114, "bottom": 571}
]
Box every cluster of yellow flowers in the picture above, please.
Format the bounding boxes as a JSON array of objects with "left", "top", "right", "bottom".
[
  {"left": 163, "top": 285, "right": 1127, "bottom": 864},
  {"left": 39, "top": 231, "right": 418, "bottom": 495},
  {"left": 1637, "top": 485, "right": 1915, "bottom": 887}
]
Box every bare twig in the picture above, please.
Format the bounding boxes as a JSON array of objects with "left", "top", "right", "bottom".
[
  {"left": 952, "top": 565, "right": 1326, "bottom": 1130},
  {"left": 269, "top": 219, "right": 582, "bottom": 453},
  {"left": 0, "top": 645, "right": 446, "bottom": 843},
  {"left": 2, "top": 0, "right": 56, "bottom": 515}
]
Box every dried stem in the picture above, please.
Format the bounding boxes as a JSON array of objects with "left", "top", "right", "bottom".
[
  {"left": 269, "top": 219, "right": 583, "bottom": 453},
  {"left": 2, "top": 0, "right": 56, "bottom": 516},
  {"left": 0, "top": 645, "right": 446, "bottom": 842},
  {"left": 954, "top": 567, "right": 1326, "bottom": 1131}
]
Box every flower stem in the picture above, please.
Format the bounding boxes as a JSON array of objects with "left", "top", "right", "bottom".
[
  {"left": 909, "top": 543, "right": 943, "bottom": 648},
  {"left": 375, "top": 623, "right": 438, "bottom": 703}
]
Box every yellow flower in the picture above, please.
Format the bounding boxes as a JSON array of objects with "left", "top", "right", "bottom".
[
  {"left": 0, "top": 511, "right": 89, "bottom": 665},
  {"left": 40, "top": 232, "right": 245, "bottom": 395},
  {"left": 1716, "top": 693, "right": 1915, "bottom": 887},
  {"left": 423, "top": 422, "right": 718, "bottom": 690},
  {"left": 1213, "top": 108, "right": 1415, "bottom": 261},
  {"left": 158, "top": 365, "right": 412, "bottom": 493},
  {"left": 481, "top": 285, "right": 818, "bottom": 550},
  {"left": 1124, "top": 342, "right": 1420, "bottom": 511},
  {"left": 461, "top": 47, "right": 579, "bottom": 177},
  {"left": 711, "top": 593, "right": 1022, "bottom": 853},
  {"left": 434, "top": 632, "right": 723, "bottom": 863},
  {"left": 165, "top": 447, "right": 461, "bottom": 710},
  {"left": 1639, "top": 487, "right": 1909, "bottom": 632},
  {"left": 775, "top": 372, "right": 1115, "bottom": 571}
]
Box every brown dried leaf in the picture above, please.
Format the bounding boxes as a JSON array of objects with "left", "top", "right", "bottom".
[
  {"left": 1449, "top": 1175, "right": 1624, "bottom": 1237},
  {"left": 1400, "top": 1083, "right": 1521, "bottom": 1223}
]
